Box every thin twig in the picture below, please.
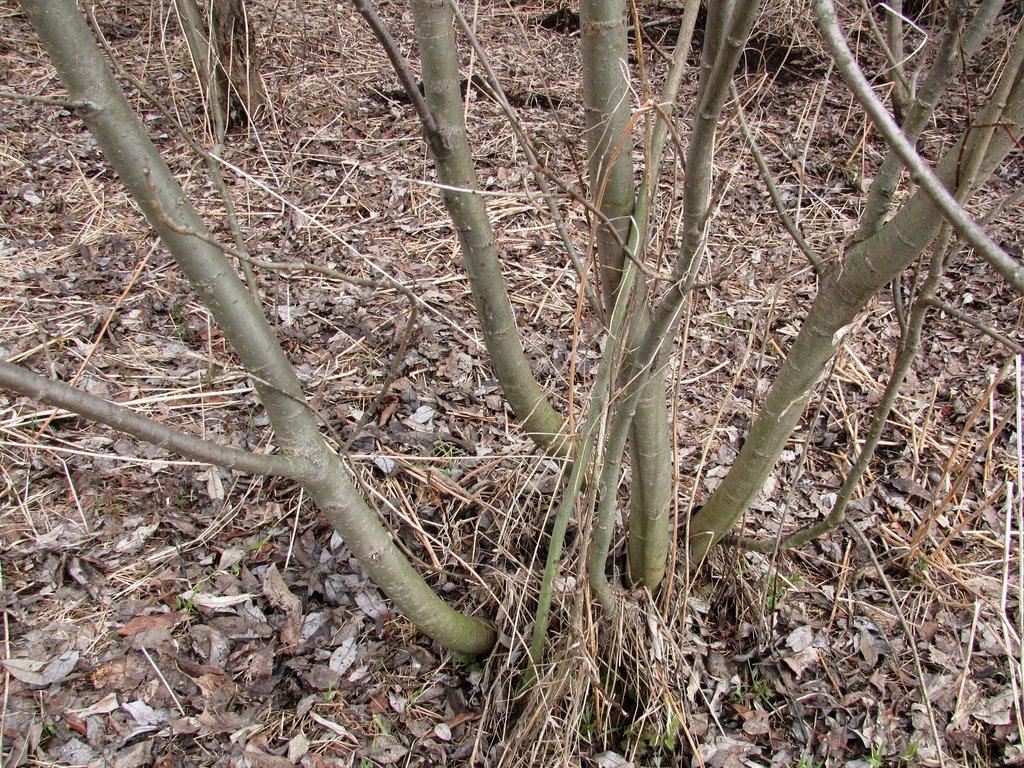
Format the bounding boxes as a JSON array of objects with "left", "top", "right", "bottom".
[
  {"left": 846, "top": 522, "right": 948, "bottom": 768},
  {"left": 857, "top": 0, "right": 915, "bottom": 101},
  {"left": 731, "top": 83, "right": 823, "bottom": 273},
  {"left": 139, "top": 646, "right": 186, "bottom": 715},
  {"left": 350, "top": 0, "right": 438, "bottom": 136},
  {"left": 924, "top": 298, "right": 1024, "bottom": 355},
  {"left": 0, "top": 89, "right": 88, "bottom": 108},
  {"left": 0, "top": 361, "right": 305, "bottom": 479}
]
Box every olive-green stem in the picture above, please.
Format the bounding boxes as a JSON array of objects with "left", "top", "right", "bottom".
[
  {"left": 20, "top": 0, "right": 495, "bottom": 655},
  {"left": 762, "top": 44, "right": 1013, "bottom": 553},
  {"left": 0, "top": 362, "right": 305, "bottom": 480},
  {"left": 622, "top": 0, "right": 700, "bottom": 590},
  {"left": 531, "top": 241, "right": 643, "bottom": 667},
  {"left": 580, "top": 0, "right": 635, "bottom": 307},
  {"left": 409, "top": 0, "right": 567, "bottom": 454},
  {"left": 638, "top": 0, "right": 761, "bottom": 371},
  {"left": 689, "top": 23, "right": 1024, "bottom": 560},
  {"left": 589, "top": 0, "right": 758, "bottom": 591},
  {"left": 857, "top": 0, "right": 1004, "bottom": 240}
]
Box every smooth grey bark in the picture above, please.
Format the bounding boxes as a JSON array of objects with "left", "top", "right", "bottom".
[
  {"left": 688, "top": 18, "right": 1024, "bottom": 559},
  {"left": 580, "top": 0, "right": 634, "bottom": 305},
  {"left": 624, "top": 373, "right": 672, "bottom": 588},
  {"left": 633, "top": 0, "right": 761, "bottom": 370},
  {"left": 175, "top": 0, "right": 266, "bottom": 131},
  {"left": 622, "top": 0, "right": 699, "bottom": 590},
  {"left": 444, "top": 1, "right": 603, "bottom": 319},
  {"left": 591, "top": 0, "right": 759, "bottom": 579},
  {"left": 17, "top": 0, "right": 495, "bottom": 655},
  {"left": 577, "top": 0, "right": 675, "bottom": 595},
  {"left": 587, "top": 0, "right": 758, "bottom": 597},
  {"left": 173, "top": 0, "right": 228, "bottom": 138},
  {"left": 407, "top": 0, "right": 568, "bottom": 454},
  {"left": 211, "top": 0, "right": 266, "bottom": 121}
]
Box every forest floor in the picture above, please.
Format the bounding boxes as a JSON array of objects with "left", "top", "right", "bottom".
[{"left": 1, "top": 1, "right": 1022, "bottom": 767}]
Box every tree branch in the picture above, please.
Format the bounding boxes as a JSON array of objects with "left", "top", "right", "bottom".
[
  {"left": 731, "top": 83, "right": 823, "bottom": 273},
  {"left": 0, "top": 361, "right": 306, "bottom": 479},
  {"left": 814, "top": 0, "right": 1024, "bottom": 293}
]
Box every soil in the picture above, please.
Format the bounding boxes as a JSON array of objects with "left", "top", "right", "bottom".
[{"left": 0, "top": 2, "right": 1022, "bottom": 767}]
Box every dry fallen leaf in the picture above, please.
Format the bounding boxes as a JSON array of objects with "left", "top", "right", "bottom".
[
  {"left": 262, "top": 564, "right": 302, "bottom": 615},
  {"left": 287, "top": 731, "right": 310, "bottom": 763},
  {"left": 0, "top": 650, "right": 79, "bottom": 687},
  {"left": 117, "top": 611, "right": 186, "bottom": 637},
  {"left": 329, "top": 638, "right": 358, "bottom": 676},
  {"left": 184, "top": 592, "right": 253, "bottom": 611}
]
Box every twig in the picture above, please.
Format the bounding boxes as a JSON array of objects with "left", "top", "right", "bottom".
[
  {"left": 924, "top": 297, "right": 1024, "bottom": 355},
  {"left": 846, "top": 522, "right": 947, "bottom": 767},
  {"left": 350, "top": 0, "right": 438, "bottom": 136},
  {"left": 731, "top": 83, "right": 823, "bottom": 273},
  {"left": 139, "top": 646, "right": 186, "bottom": 716},
  {"left": 857, "top": 0, "right": 1005, "bottom": 240},
  {"left": 857, "top": 0, "right": 916, "bottom": 103},
  {"left": 0, "top": 89, "right": 88, "bottom": 109}
]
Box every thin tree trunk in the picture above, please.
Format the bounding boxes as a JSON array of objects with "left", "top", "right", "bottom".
[
  {"left": 688, "top": 39, "right": 1024, "bottom": 559},
  {"left": 18, "top": 0, "right": 495, "bottom": 655},
  {"left": 173, "top": 0, "right": 227, "bottom": 137},
  {"left": 212, "top": 0, "right": 266, "bottom": 122},
  {"left": 408, "top": 0, "right": 567, "bottom": 454},
  {"left": 578, "top": 0, "right": 675, "bottom": 593},
  {"left": 622, "top": 0, "right": 700, "bottom": 589},
  {"left": 580, "top": 0, "right": 634, "bottom": 305}
]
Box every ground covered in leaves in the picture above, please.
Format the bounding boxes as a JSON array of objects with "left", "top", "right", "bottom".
[{"left": 1, "top": 1, "right": 1022, "bottom": 766}]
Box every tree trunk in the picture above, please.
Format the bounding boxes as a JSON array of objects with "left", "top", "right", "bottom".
[{"left": 18, "top": 0, "right": 495, "bottom": 655}]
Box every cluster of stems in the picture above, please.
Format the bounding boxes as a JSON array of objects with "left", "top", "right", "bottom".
[{"left": 4, "top": 0, "right": 1021, "bottom": 666}]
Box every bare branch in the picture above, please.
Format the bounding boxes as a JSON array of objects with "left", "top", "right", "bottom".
[
  {"left": 350, "top": 0, "right": 438, "bottom": 136},
  {"left": 0, "top": 361, "right": 306, "bottom": 480},
  {"left": 814, "top": 0, "right": 1024, "bottom": 294},
  {"left": 924, "top": 297, "right": 1024, "bottom": 355},
  {"left": 445, "top": 0, "right": 603, "bottom": 318},
  {"left": 0, "top": 89, "right": 87, "bottom": 108},
  {"left": 731, "top": 83, "right": 823, "bottom": 273}
]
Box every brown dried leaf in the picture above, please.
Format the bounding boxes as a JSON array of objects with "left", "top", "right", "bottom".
[
  {"left": 0, "top": 650, "right": 78, "bottom": 687},
  {"left": 263, "top": 564, "right": 302, "bottom": 616},
  {"left": 362, "top": 739, "right": 408, "bottom": 765},
  {"left": 243, "top": 748, "right": 295, "bottom": 768},
  {"left": 287, "top": 732, "right": 310, "bottom": 763},
  {"left": 117, "top": 611, "right": 186, "bottom": 637}
]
